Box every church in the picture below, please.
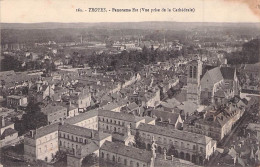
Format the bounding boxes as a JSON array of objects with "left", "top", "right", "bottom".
[{"left": 186, "top": 58, "right": 240, "bottom": 105}]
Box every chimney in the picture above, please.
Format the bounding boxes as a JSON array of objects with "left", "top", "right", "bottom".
[
  {"left": 61, "top": 118, "right": 64, "bottom": 125},
  {"left": 91, "top": 129, "right": 94, "bottom": 138},
  {"left": 1, "top": 116, "right": 5, "bottom": 127},
  {"left": 127, "top": 125, "right": 131, "bottom": 136},
  {"left": 164, "top": 149, "right": 167, "bottom": 160},
  {"left": 30, "top": 130, "right": 35, "bottom": 138}
]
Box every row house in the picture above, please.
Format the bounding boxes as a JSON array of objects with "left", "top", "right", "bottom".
[
  {"left": 137, "top": 123, "right": 216, "bottom": 165},
  {"left": 59, "top": 123, "right": 111, "bottom": 167},
  {"left": 100, "top": 141, "right": 152, "bottom": 167},
  {"left": 98, "top": 110, "right": 146, "bottom": 135},
  {"left": 183, "top": 103, "right": 245, "bottom": 142}
]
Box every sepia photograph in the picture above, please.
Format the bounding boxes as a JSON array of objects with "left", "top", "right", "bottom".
[{"left": 0, "top": 0, "right": 260, "bottom": 166}]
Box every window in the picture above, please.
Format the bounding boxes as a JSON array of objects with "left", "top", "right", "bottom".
[
  {"left": 107, "top": 153, "right": 109, "bottom": 160},
  {"left": 193, "top": 66, "right": 197, "bottom": 78},
  {"left": 137, "top": 162, "right": 139, "bottom": 167},
  {"left": 101, "top": 152, "right": 104, "bottom": 158},
  {"left": 118, "top": 157, "right": 121, "bottom": 162},
  {"left": 124, "top": 159, "right": 127, "bottom": 165},
  {"left": 113, "top": 155, "right": 115, "bottom": 162},
  {"left": 189, "top": 66, "right": 193, "bottom": 78},
  {"left": 193, "top": 145, "right": 196, "bottom": 150},
  {"left": 200, "top": 147, "right": 203, "bottom": 152},
  {"left": 76, "top": 137, "right": 78, "bottom": 142}
]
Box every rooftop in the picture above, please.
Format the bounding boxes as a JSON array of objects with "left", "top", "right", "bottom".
[
  {"left": 59, "top": 123, "right": 110, "bottom": 141},
  {"left": 98, "top": 110, "right": 144, "bottom": 123},
  {"left": 100, "top": 141, "right": 152, "bottom": 163},
  {"left": 138, "top": 123, "right": 212, "bottom": 145},
  {"left": 41, "top": 104, "right": 67, "bottom": 115},
  {"left": 65, "top": 110, "right": 98, "bottom": 125}
]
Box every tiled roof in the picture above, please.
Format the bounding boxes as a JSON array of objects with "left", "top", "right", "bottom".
[
  {"left": 100, "top": 141, "right": 152, "bottom": 163},
  {"left": 98, "top": 110, "right": 144, "bottom": 122},
  {"left": 1, "top": 128, "right": 17, "bottom": 139},
  {"left": 65, "top": 110, "right": 98, "bottom": 125},
  {"left": 151, "top": 110, "right": 180, "bottom": 125},
  {"left": 0, "top": 117, "right": 14, "bottom": 128},
  {"left": 214, "top": 89, "right": 226, "bottom": 98},
  {"left": 34, "top": 123, "right": 59, "bottom": 139},
  {"left": 127, "top": 102, "right": 139, "bottom": 110},
  {"left": 207, "top": 67, "right": 223, "bottom": 84},
  {"left": 177, "top": 101, "right": 198, "bottom": 115},
  {"left": 41, "top": 104, "right": 67, "bottom": 115},
  {"left": 154, "top": 157, "right": 200, "bottom": 167},
  {"left": 138, "top": 123, "right": 212, "bottom": 145}
]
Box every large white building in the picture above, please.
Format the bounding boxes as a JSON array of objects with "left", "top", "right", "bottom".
[{"left": 24, "top": 109, "right": 216, "bottom": 166}]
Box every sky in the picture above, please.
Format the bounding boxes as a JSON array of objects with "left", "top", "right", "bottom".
[{"left": 1, "top": 0, "right": 260, "bottom": 23}]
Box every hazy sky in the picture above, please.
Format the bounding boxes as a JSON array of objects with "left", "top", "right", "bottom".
[{"left": 1, "top": 0, "right": 260, "bottom": 23}]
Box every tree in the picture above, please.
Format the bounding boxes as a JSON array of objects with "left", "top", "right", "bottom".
[
  {"left": 227, "top": 39, "right": 260, "bottom": 64},
  {"left": 13, "top": 102, "right": 47, "bottom": 135},
  {"left": 1, "top": 55, "right": 22, "bottom": 71},
  {"left": 82, "top": 153, "right": 98, "bottom": 166},
  {"left": 134, "top": 131, "right": 146, "bottom": 149}
]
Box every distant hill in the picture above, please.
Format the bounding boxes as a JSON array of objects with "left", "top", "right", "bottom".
[{"left": 1, "top": 22, "right": 260, "bottom": 30}]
